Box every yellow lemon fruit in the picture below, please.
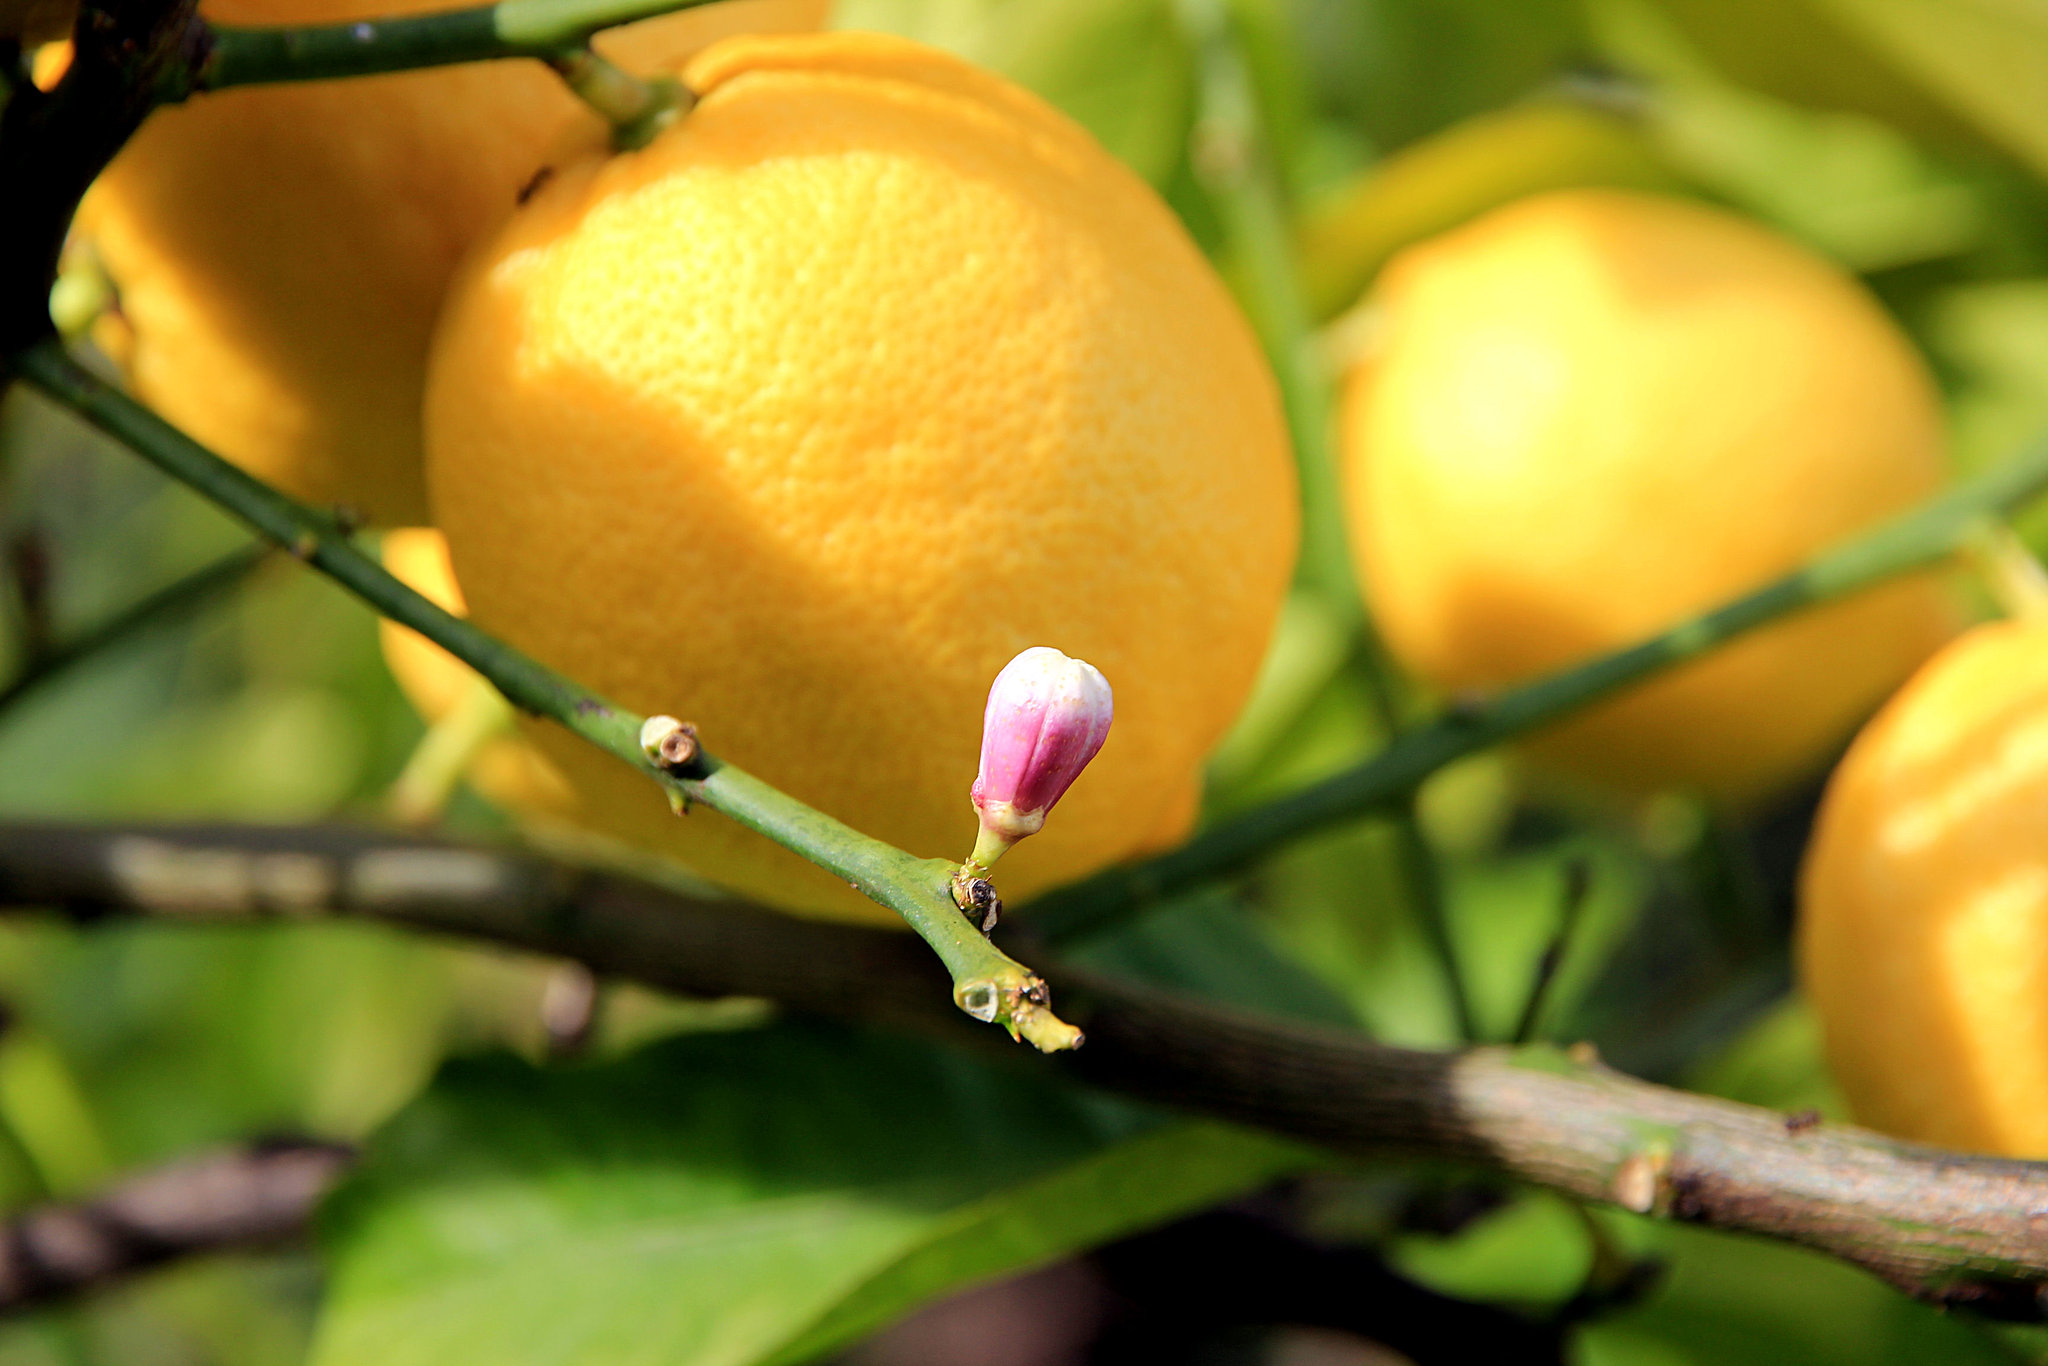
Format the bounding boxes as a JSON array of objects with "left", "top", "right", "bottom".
[
  {"left": 1340, "top": 188, "right": 1956, "bottom": 804},
  {"left": 71, "top": 0, "right": 830, "bottom": 525},
  {"left": 1799, "top": 619, "right": 2048, "bottom": 1156},
  {"left": 424, "top": 32, "right": 1297, "bottom": 924},
  {"left": 379, "top": 529, "right": 577, "bottom": 816}
]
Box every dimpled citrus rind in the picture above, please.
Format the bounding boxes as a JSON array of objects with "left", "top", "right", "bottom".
[
  {"left": 72, "top": 0, "right": 829, "bottom": 526},
  {"left": 1800, "top": 621, "right": 2048, "bottom": 1157},
  {"left": 1342, "top": 188, "right": 1957, "bottom": 805},
  {"left": 425, "top": 31, "right": 1296, "bottom": 923}
]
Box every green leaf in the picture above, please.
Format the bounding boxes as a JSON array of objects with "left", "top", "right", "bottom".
[
  {"left": 1805, "top": 0, "right": 2048, "bottom": 181},
  {"left": 311, "top": 1022, "right": 1305, "bottom": 1366},
  {"left": 1289, "top": 0, "right": 1588, "bottom": 154},
  {"left": 1590, "top": 0, "right": 1991, "bottom": 273},
  {"left": 831, "top": 0, "right": 1194, "bottom": 185},
  {"left": 1067, "top": 886, "right": 1361, "bottom": 1029},
  {"left": 1579, "top": 1219, "right": 2014, "bottom": 1366}
]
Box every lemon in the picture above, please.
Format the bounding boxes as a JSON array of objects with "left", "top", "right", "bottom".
[
  {"left": 379, "top": 529, "right": 576, "bottom": 817},
  {"left": 1800, "top": 620, "right": 2048, "bottom": 1156},
  {"left": 71, "top": 0, "right": 830, "bottom": 525},
  {"left": 1340, "top": 188, "right": 1957, "bottom": 804},
  {"left": 424, "top": 32, "right": 1297, "bottom": 923}
]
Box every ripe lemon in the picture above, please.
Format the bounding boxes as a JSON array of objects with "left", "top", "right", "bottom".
[
  {"left": 423, "top": 32, "right": 1297, "bottom": 923},
  {"left": 1340, "top": 188, "right": 1956, "bottom": 804},
  {"left": 1799, "top": 620, "right": 2048, "bottom": 1156},
  {"left": 71, "top": 0, "right": 829, "bottom": 525},
  {"left": 379, "top": 529, "right": 575, "bottom": 817}
]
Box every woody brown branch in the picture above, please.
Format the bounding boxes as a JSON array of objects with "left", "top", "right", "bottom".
[
  {"left": 0, "top": 820, "right": 2043, "bottom": 1317},
  {"left": 0, "top": 1141, "right": 350, "bottom": 1312}
]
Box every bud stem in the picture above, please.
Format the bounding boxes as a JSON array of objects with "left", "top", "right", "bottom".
[{"left": 964, "top": 825, "right": 1014, "bottom": 880}]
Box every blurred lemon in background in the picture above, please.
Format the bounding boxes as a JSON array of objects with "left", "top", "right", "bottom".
[
  {"left": 1800, "top": 619, "right": 2048, "bottom": 1156},
  {"left": 425, "top": 32, "right": 1296, "bottom": 922},
  {"left": 1340, "top": 188, "right": 1958, "bottom": 805},
  {"left": 70, "top": 0, "right": 829, "bottom": 525}
]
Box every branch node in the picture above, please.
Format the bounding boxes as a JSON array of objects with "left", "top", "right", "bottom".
[
  {"left": 949, "top": 867, "right": 1001, "bottom": 933},
  {"left": 1610, "top": 1146, "right": 1671, "bottom": 1215},
  {"left": 952, "top": 971, "right": 1082, "bottom": 1052},
  {"left": 638, "top": 715, "right": 700, "bottom": 774}
]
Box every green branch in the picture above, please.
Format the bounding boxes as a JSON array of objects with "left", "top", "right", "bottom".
[
  {"left": 1177, "top": 0, "right": 1472, "bottom": 1038},
  {"left": 8, "top": 339, "right": 1080, "bottom": 1052},
  {"left": 1029, "top": 438, "right": 2048, "bottom": 942},
  {"left": 198, "top": 0, "right": 720, "bottom": 88},
  {"left": 0, "top": 540, "right": 271, "bottom": 720}
]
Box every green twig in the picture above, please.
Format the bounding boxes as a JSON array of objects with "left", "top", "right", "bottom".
[
  {"left": 8, "top": 338, "right": 1080, "bottom": 1052},
  {"left": 1510, "top": 858, "right": 1592, "bottom": 1045},
  {"left": 544, "top": 44, "right": 686, "bottom": 149},
  {"left": 0, "top": 540, "right": 270, "bottom": 720},
  {"left": 1030, "top": 437, "right": 2048, "bottom": 942},
  {"left": 198, "top": 0, "right": 720, "bottom": 87},
  {"left": 1177, "top": 0, "right": 1472, "bottom": 1038}
]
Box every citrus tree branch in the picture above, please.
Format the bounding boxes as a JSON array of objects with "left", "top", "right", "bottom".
[
  {"left": 0, "top": 541, "right": 271, "bottom": 720},
  {"left": 1178, "top": 0, "right": 1472, "bottom": 1041},
  {"left": 0, "top": 0, "right": 202, "bottom": 353},
  {"left": 197, "top": 0, "right": 718, "bottom": 87},
  {"left": 0, "top": 1141, "right": 350, "bottom": 1314},
  {"left": 2, "top": 817, "right": 2045, "bottom": 1316},
  {"left": 6, "top": 339, "right": 1079, "bottom": 1051},
  {"left": 1026, "top": 438, "right": 2048, "bottom": 941}
]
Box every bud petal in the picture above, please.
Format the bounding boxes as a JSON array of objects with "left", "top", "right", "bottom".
[{"left": 966, "top": 647, "right": 1113, "bottom": 870}]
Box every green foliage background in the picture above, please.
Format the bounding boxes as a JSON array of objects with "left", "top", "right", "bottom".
[{"left": 7, "top": 0, "right": 2048, "bottom": 1361}]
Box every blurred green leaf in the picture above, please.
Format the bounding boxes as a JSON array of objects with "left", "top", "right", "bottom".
[
  {"left": 312, "top": 1022, "right": 1304, "bottom": 1366},
  {"left": 1256, "top": 820, "right": 1457, "bottom": 1045},
  {"left": 1590, "top": 0, "right": 1990, "bottom": 273},
  {"left": 1925, "top": 278, "right": 2048, "bottom": 481},
  {"left": 1637, "top": 0, "right": 1994, "bottom": 154},
  {"left": 1208, "top": 589, "right": 1356, "bottom": 798},
  {"left": 1288, "top": 0, "right": 1588, "bottom": 154},
  {"left": 1068, "top": 886, "right": 1361, "bottom": 1028},
  {"left": 0, "top": 923, "right": 458, "bottom": 1163},
  {"left": 1683, "top": 993, "right": 1847, "bottom": 1118},
  {"left": 1579, "top": 1220, "right": 2013, "bottom": 1365},
  {"left": 1445, "top": 836, "right": 1645, "bottom": 1044},
  {"left": 1806, "top": 0, "right": 2048, "bottom": 182},
  {"left": 1389, "top": 1189, "right": 1592, "bottom": 1306},
  {"left": 833, "top": 0, "right": 1195, "bottom": 184}
]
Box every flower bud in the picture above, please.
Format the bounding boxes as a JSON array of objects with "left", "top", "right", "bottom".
[{"left": 964, "top": 646, "right": 1113, "bottom": 875}]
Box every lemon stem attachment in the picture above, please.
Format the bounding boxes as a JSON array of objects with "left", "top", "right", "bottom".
[
  {"left": 964, "top": 824, "right": 1014, "bottom": 881},
  {"left": 546, "top": 47, "right": 687, "bottom": 151},
  {"left": 12, "top": 339, "right": 1083, "bottom": 1051}
]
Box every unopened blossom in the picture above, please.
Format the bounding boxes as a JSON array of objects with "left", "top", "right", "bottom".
[{"left": 963, "top": 646, "right": 1114, "bottom": 876}]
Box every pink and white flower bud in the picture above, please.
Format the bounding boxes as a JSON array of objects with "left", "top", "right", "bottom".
[{"left": 965, "top": 646, "right": 1113, "bottom": 874}]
